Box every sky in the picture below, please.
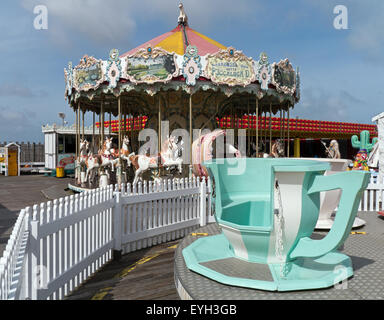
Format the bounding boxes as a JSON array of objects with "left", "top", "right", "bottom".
[{"left": 0, "top": 0, "right": 383, "bottom": 143}]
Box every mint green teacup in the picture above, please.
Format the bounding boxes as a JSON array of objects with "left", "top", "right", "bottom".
[{"left": 183, "top": 158, "right": 369, "bottom": 291}]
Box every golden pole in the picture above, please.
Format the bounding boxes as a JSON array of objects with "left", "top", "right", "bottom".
[
  {"left": 109, "top": 112, "right": 112, "bottom": 137},
  {"left": 158, "top": 95, "right": 162, "bottom": 155},
  {"left": 92, "top": 111, "right": 95, "bottom": 152},
  {"left": 269, "top": 103, "right": 272, "bottom": 155},
  {"left": 287, "top": 107, "right": 290, "bottom": 158},
  {"left": 75, "top": 104, "right": 78, "bottom": 166},
  {"left": 190, "top": 94, "right": 193, "bottom": 166},
  {"left": 82, "top": 109, "right": 85, "bottom": 140},
  {"left": 256, "top": 97, "right": 259, "bottom": 158},
  {"left": 247, "top": 98, "right": 250, "bottom": 157},
  {"left": 100, "top": 99, "right": 104, "bottom": 148}
]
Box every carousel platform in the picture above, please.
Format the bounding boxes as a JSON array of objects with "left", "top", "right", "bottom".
[{"left": 174, "top": 211, "right": 384, "bottom": 300}]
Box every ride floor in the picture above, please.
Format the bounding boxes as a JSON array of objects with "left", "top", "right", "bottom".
[{"left": 175, "top": 211, "right": 384, "bottom": 300}]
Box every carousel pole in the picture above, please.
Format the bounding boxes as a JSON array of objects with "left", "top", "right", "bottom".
[
  {"left": 279, "top": 109, "right": 282, "bottom": 142},
  {"left": 255, "top": 97, "right": 259, "bottom": 158},
  {"left": 282, "top": 110, "right": 286, "bottom": 155},
  {"left": 76, "top": 102, "right": 81, "bottom": 184},
  {"left": 118, "top": 96, "right": 122, "bottom": 185},
  {"left": 100, "top": 99, "right": 105, "bottom": 148},
  {"left": 75, "top": 102, "right": 80, "bottom": 161},
  {"left": 247, "top": 98, "right": 250, "bottom": 157},
  {"left": 82, "top": 108, "right": 85, "bottom": 141},
  {"left": 264, "top": 111, "right": 267, "bottom": 153},
  {"left": 92, "top": 111, "right": 95, "bottom": 152},
  {"left": 124, "top": 105, "right": 127, "bottom": 140},
  {"left": 158, "top": 95, "right": 162, "bottom": 156},
  {"left": 109, "top": 112, "right": 112, "bottom": 137},
  {"left": 269, "top": 103, "right": 272, "bottom": 155},
  {"left": 287, "top": 107, "right": 290, "bottom": 158},
  {"left": 189, "top": 93, "right": 193, "bottom": 173}
]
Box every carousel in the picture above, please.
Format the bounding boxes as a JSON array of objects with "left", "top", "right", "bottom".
[{"left": 64, "top": 3, "right": 300, "bottom": 190}]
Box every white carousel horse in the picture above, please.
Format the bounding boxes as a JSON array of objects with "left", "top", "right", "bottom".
[
  {"left": 250, "top": 139, "right": 284, "bottom": 158},
  {"left": 129, "top": 136, "right": 183, "bottom": 185},
  {"left": 84, "top": 150, "right": 100, "bottom": 187},
  {"left": 321, "top": 140, "right": 341, "bottom": 159},
  {"left": 98, "top": 137, "right": 120, "bottom": 173},
  {"left": 192, "top": 129, "right": 242, "bottom": 178},
  {"left": 270, "top": 139, "right": 285, "bottom": 158},
  {"left": 75, "top": 139, "right": 89, "bottom": 183},
  {"left": 119, "top": 136, "right": 135, "bottom": 167}
]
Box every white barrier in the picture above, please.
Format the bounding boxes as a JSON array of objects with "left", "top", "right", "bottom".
[{"left": 0, "top": 177, "right": 212, "bottom": 300}]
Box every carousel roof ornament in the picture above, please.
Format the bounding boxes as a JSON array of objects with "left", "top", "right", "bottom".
[{"left": 178, "top": 3, "right": 189, "bottom": 26}]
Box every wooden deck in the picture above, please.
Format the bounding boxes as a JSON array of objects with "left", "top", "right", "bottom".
[
  {"left": 0, "top": 175, "right": 73, "bottom": 256},
  {"left": 66, "top": 240, "right": 180, "bottom": 300}
]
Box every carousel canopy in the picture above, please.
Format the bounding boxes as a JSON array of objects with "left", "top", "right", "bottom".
[
  {"left": 64, "top": 3, "right": 301, "bottom": 122},
  {"left": 121, "top": 24, "right": 227, "bottom": 57}
]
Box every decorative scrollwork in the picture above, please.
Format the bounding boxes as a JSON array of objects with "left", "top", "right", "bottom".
[
  {"left": 255, "top": 52, "right": 272, "bottom": 91},
  {"left": 271, "top": 59, "right": 296, "bottom": 96},
  {"left": 205, "top": 47, "right": 256, "bottom": 87},
  {"left": 106, "top": 49, "right": 122, "bottom": 89},
  {"left": 182, "top": 45, "right": 202, "bottom": 86}
]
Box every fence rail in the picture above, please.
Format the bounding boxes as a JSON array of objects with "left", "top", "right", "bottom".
[{"left": 0, "top": 177, "right": 212, "bottom": 300}]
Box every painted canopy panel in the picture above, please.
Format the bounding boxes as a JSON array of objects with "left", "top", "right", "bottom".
[{"left": 121, "top": 25, "right": 226, "bottom": 57}]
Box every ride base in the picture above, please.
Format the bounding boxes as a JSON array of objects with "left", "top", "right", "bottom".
[{"left": 182, "top": 232, "right": 352, "bottom": 292}]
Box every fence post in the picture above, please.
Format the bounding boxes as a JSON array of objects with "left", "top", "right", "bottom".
[
  {"left": 200, "top": 180, "right": 207, "bottom": 227},
  {"left": 112, "top": 189, "right": 122, "bottom": 261},
  {"left": 28, "top": 215, "right": 39, "bottom": 300}
]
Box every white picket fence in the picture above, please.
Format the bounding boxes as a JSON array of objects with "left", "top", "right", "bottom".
[
  {"left": 358, "top": 179, "right": 384, "bottom": 212},
  {"left": 0, "top": 177, "right": 212, "bottom": 300}
]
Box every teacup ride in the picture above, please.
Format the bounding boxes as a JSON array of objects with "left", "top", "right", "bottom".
[
  {"left": 182, "top": 158, "right": 369, "bottom": 291},
  {"left": 301, "top": 158, "right": 366, "bottom": 230}
]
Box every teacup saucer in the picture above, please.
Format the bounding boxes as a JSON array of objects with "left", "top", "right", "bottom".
[{"left": 183, "top": 232, "right": 353, "bottom": 292}]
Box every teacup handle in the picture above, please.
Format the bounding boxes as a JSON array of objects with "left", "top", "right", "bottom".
[{"left": 289, "top": 170, "right": 370, "bottom": 260}]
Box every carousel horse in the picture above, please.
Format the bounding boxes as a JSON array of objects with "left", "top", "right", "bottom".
[
  {"left": 75, "top": 139, "right": 90, "bottom": 184},
  {"left": 98, "top": 137, "right": 120, "bottom": 173},
  {"left": 129, "top": 136, "right": 183, "bottom": 185},
  {"left": 119, "top": 136, "right": 135, "bottom": 167},
  {"left": 192, "top": 129, "right": 242, "bottom": 178},
  {"left": 84, "top": 149, "right": 100, "bottom": 188},
  {"left": 321, "top": 140, "right": 341, "bottom": 159},
  {"left": 269, "top": 139, "right": 285, "bottom": 158}
]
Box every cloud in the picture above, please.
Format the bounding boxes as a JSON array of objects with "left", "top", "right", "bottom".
[
  {"left": 293, "top": 87, "right": 367, "bottom": 123},
  {"left": 20, "top": 0, "right": 259, "bottom": 49},
  {"left": 0, "top": 83, "right": 47, "bottom": 98},
  {"left": 0, "top": 105, "right": 40, "bottom": 142}
]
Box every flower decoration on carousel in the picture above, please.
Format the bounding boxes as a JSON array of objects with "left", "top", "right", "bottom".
[
  {"left": 106, "top": 48, "right": 122, "bottom": 89},
  {"left": 255, "top": 52, "right": 271, "bottom": 91},
  {"left": 182, "top": 45, "right": 202, "bottom": 86}
]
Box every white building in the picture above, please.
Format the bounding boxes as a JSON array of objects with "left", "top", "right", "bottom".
[{"left": 42, "top": 124, "right": 101, "bottom": 171}]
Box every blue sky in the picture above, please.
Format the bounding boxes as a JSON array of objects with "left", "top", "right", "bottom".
[{"left": 0, "top": 0, "right": 383, "bottom": 143}]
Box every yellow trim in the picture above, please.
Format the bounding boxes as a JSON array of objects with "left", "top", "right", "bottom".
[
  {"left": 190, "top": 30, "right": 227, "bottom": 50},
  {"left": 156, "top": 30, "right": 185, "bottom": 55}
]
